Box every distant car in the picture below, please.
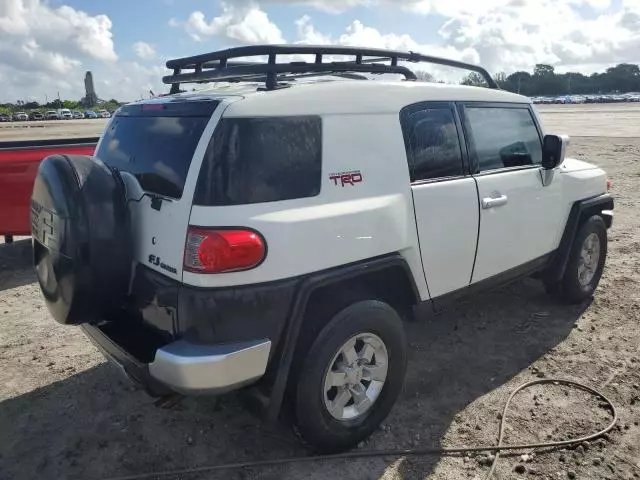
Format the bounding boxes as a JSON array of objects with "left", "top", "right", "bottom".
[
  {"left": 0, "top": 113, "right": 11, "bottom": 122},
  {"left": 29, "top": 111, "right": 44, "bottom": 121},
  {"left": 13, "top": 112, "right": 28, "bottom": 121},
  {"left": 46, "top": 110, "right": 60, "bottom": 120},
  {"left": 84, "top": 110, "right": 98, "bottom": 119},
  {"left": 97, "top": 109, "right": 111, "bottom": 118},
  {"left": 58, "top": 108, "right": 73, "bottom": 120},
  {"left": 72, "top": 111, "right": 84, "bottom": 119}
]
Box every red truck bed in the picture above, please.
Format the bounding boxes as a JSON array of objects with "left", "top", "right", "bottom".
[{"left": 0, "top": 138, "right": 98, "bottom": 238}]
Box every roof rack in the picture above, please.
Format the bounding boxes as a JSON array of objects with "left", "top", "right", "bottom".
[{"left": 163, "top": 45, "right": 499, "bottom": 93}]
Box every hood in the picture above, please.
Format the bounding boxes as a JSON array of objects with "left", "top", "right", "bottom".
[{"left": 559, "top": 157, "right": 599, "bottom": 173}]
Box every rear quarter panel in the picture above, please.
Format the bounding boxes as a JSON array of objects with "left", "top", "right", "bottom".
[{"left": 185, "top": 113, "right": 430, "bottom": 300}]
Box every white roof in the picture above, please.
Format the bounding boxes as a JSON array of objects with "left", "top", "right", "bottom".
[{"left": 169, "top": 79, "right": 529, "bottom": 117}]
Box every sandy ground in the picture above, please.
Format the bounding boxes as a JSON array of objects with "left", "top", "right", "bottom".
[
  {"left": 0, "top": 119, "right": 107, "bottom": 141},
  {"left": 537, "top": 103, "right": 640, "bottom": 138},
  {"left": 1, "top": 104, "right": 640, "bottom": 480},
  {"left": 1, "top": 103, "right": 639, "bottom": 142}
]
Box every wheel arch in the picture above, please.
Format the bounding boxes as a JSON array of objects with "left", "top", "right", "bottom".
[
  {"left": 261, "top": 253, "right": 421, "bottom": 421},
  {"left": 545, "top": 193, "right": 613, "bottom": 285}
]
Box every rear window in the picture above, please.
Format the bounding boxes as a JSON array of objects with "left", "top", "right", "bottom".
[
  {"left": 95, "top": 101, "right": 217, "bottom": 199},
  {"left": 194, "top": 116, "right": 322, "bottom": 206}
]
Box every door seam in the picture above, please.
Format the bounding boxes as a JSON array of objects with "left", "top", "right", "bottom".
[{"left": 469, "top": 176, "right": 481, "bottom": 285}]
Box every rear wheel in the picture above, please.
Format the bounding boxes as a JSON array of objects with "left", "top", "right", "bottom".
[
  {"left": 293, "top": 300, "right": 407, "bottom": 453},
  {"left": 559, "top": 215, "right": 608, "bottom": 303}
]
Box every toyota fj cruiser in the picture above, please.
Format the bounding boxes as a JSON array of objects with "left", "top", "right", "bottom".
[{"left": 30, "top": 45, "right": 613, "bottom": 453}]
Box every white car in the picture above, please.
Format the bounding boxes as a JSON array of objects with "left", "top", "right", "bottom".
[
  {"left": 97, "top": 109, "right": 111, "bottom": 118},
  {"left": 30, "top": 45, "right": 614, "bottom": 453},
  {"left": 58, "top": 108, "right": 73, "bottom": 119}
]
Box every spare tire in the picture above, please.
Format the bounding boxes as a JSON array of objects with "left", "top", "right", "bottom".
[{"left": 30, "top": 154, "right": 132, "bottom": 325}]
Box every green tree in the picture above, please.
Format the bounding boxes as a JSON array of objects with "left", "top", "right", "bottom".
[
  {"left": 505, "top": 71, "right": 531, "bottom": 94},
  {"left": 461, "top": 72, "right": 486, "bottom": 87},
  {"left": 534, "top": 64, "right": 555, "bottom": 77},
  {"left": 602, "top": 63, "right": 640, "bottom": 92},
  {"left": 414, "top": 71, "right": 435, "bottom": 82}
]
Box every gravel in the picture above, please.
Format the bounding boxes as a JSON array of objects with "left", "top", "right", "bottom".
[{"left": 1, "top": 110, "right": 640, "bottom": 480}]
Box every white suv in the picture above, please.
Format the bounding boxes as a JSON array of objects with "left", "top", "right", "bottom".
[{"left": 30, "top": 45, "right": 613, "bottom": 452}]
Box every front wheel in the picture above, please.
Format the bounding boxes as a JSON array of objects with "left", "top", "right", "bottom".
[
  {"left": 560, "top": 215, "right": 608, "bottom": 303},
  {"left": 293, "top": 300, "right": 407, "bottom": 453}
]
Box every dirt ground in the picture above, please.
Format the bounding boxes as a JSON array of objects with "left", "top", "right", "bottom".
[
  {"left": 0, "top": 119, "right": 107, "bottom": 141},
  {"left": 1, "top": 105, "right": 640, "bottom": 480}
]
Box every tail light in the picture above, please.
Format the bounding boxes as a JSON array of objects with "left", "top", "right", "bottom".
[
  {"left": 184, "top": 227, "right": 266, "bottom": 273},
  {"left": 606, "top": 178, "right": 612, "bottom": 191}
]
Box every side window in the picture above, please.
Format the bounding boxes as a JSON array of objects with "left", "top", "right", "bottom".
[
  {"left": 465, "top": 107, "right": 542, "bottom": 172},
  {"left": 194, "top": 116, "right": 322, "bottom": 206},
  {"left": 402, "top": 107, "right": 464, "bottom": 182}
]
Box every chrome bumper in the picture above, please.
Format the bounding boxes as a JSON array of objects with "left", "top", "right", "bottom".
[
  {"left": 82, "top": 324, "right": 271, "bottom": 396},
  {"left": 148, "top": 339, "right": 271, "bottom": 395}
]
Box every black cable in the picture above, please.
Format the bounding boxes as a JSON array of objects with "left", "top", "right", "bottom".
[{"left": 99, "top": 379, "right": 618, "bottom": 480}]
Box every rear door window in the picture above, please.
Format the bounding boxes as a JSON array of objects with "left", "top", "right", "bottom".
[
  {"left": 401, "top": 106, "right": 465, "bottom": 182},
  {"left": 96, "top": 100, "right": 218, "bottom": 199},
  {"left": 194, "top": 116, "right": 322, "bottom": 206}
]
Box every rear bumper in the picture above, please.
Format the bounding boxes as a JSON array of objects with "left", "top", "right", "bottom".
[
  {"left": 82, "top": 324, "right": 271, "bottom": 396},
  {"left": 149, "top": 339, "right": 271, "bottom": 395}
]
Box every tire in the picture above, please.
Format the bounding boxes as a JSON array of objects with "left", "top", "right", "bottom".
[
  {"left": 560, "top": 215, "right": 608, "bottom": 304},
  {"left": 293, "top": 300, "right": 407, "bottom": 453},
  {"left": 31, "top": 154, "right": 132, "bottom": 325}
]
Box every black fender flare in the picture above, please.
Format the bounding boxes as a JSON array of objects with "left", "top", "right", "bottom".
[
  {"left": 261, "top": 253, "right": 420, "bottom": 421},
  {"left": 544, "top": 193, "right": 613, "bottom": 285}
]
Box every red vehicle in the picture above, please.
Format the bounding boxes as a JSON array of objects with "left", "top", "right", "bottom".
[{"left": 0, "top": 138, "right": 98, "bottom": 243}]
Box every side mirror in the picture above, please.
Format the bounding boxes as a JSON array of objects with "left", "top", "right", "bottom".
[{"left": 542, "top": 134, "right": 569, "bottom": 170}]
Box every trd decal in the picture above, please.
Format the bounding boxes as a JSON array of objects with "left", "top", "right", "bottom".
[
  {"left": 329, "top": 170, "right": 363, "bottom": 187},
  {"left": 148, "top": 254, "right": 178, "bottom": 274}
]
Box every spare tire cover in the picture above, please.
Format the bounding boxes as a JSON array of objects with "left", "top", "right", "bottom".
[{"left": 31, "top": 154, "right": 132, "bottom": 325}]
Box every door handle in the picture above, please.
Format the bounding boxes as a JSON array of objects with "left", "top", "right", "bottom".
[{"left": 482, "top": 194, "right": 508, "bottom": 209}]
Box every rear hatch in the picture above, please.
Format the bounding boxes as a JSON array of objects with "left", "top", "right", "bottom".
[
  {"left": 93, "top": 97, "right": 224, "bottom": 340},
  {"left": 95, "top": 97, "right": 222, "bottom": 283}
]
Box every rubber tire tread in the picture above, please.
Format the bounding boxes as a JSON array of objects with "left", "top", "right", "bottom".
[
  {"left": 561, "top": 215, "right": 607, "bottom": 304},
  {"left": 294, "top": 300, "right": 407, "bottom": 453}
]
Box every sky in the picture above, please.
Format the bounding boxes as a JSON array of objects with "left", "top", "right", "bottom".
[{"left": 1, "top": 0, "right": 640, "bottom": 103}]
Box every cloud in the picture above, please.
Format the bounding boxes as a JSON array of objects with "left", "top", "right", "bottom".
[
  {"left": 133, "top": 41, "right": 156, "bottom": 60},
  {"left": 169, "top": 0, "right": 640, "bottom": 77},
  {"left": 170, "top": 3, "right": 285, "bottom": 44},
  {"left": 4, "top": 0, "right": 640, "bottom": 104},
  {"left": 295, "top": 15, "right": 331, "bottom": 44},
  {"left": 221, "top": 0, "right": 432, "bottom": 15},
  {"left": 435, "top": 0, "right": 640, "bottom": 73},
  {"left": 0, "top": 0, "right": 117, "bottom": 63},
  {"left": 0, "top": 0, "right": 124, "bottom": 102}
]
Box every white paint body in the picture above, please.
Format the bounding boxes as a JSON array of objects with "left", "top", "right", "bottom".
[{"left": 106, "top": 80, "right": 608, "bottom": 301}]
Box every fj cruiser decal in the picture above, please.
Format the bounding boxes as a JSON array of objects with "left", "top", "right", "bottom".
[
  {"left": 329, "top": 170, "right": 363, "bottom": 187},
  {"left": 148, "top": 254, "right": 178, "bottom": 274}
]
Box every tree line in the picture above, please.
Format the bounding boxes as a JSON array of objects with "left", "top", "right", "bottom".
[
  {"left": 0, "top": 99, "right": 122, "bottom": 115},
  {"left": 459, "top": 63, "right": 640, "bottom": 96},
  {"left": 2, "top": 62, "right": 639, "bottom": 112}
]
